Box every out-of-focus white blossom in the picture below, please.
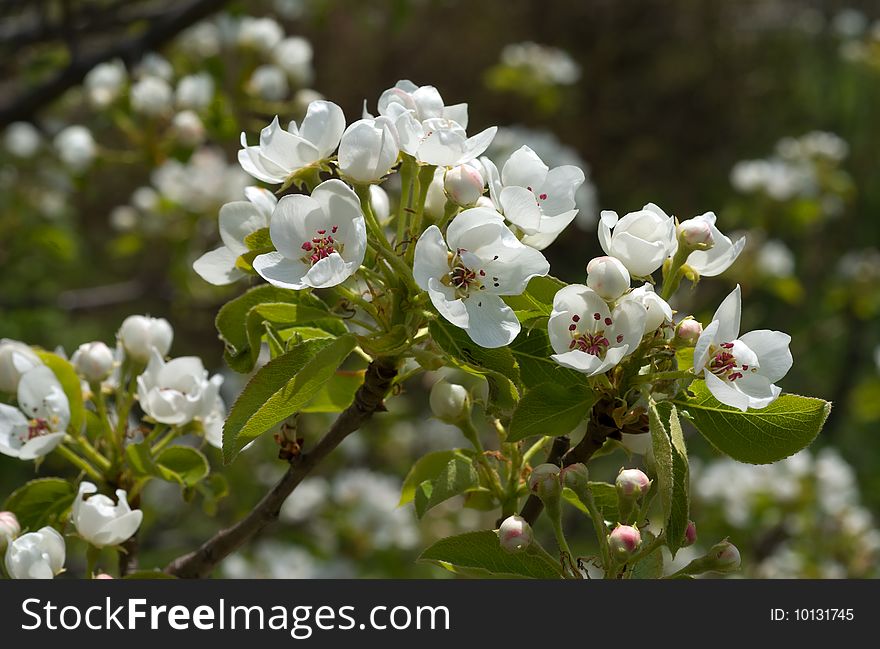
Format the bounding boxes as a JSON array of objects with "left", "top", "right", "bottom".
[
  {"left": 247, "top": 64, "right": 289, "bottom": 101},
  {"left": 273, "top": 36, "right": 314, "bottom": 84},
  {"left": 237, "top": 16, "right": 284, "bottom": 53},
  {"left": 756, "top": 239, "right": 795, "bottom": 278},
  {"left": 54, "top": 125, "right": 96, "bottom": 171},
  {"left": 500, "top": 41, "right": 581, "bottom": 85},
  {"left": 84, "top": 59, "right": 126, "bottom": 107},
  {"left": 175, "top": 73, "right": 214, "bottom": 110},
  {"left": 171, "top": 110, "right": 206, "bottom": 146},
  {"left": 130, "top": 76, "right": 173, "bottom": 117}
]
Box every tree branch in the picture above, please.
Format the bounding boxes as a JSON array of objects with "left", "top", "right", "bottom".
[{"left": 164, "top": 357, "right": 399, "bottom": 578}]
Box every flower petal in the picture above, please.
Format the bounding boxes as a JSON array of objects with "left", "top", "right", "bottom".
[
  {"left": 297, "top": 100, "right": 345, "bottom": 158},
  {"left": 499, "top": 185, "right": 542, "bottom": 234},
  {"left": 712, "top": 285, "right": 742, "bottom": 343},
  {"left": 462, "top": 294, "right": 520, "bottom": 348},
  {"left": 738, "top": 329, "right": 793, "bottom": 383},
  {"left": 704, "top": 372, "right": 751, "bottom": 412},
  {"left": 253, "top": 252, "right": 309, "bottom": 290},
  {"left": 501, "top": 146, "right": 549, "bottom": 189},
  {"left": 413, "top": 226, "right": 450, "bottom": 290}
]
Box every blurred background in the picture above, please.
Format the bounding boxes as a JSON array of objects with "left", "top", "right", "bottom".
[{"left": 1, "top": 0, "right": 879, "bottom": 578}]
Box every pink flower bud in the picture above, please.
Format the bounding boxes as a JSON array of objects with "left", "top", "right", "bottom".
[
  {"left": 615, "top": 468, "right": 651, "bottom": 498},
  {"left": 678, "top": 218, "right": 714, "bottom": 247},
  {"left": 586, "top": 256, "right": 631, "bottom": 300},
  {"left": 498, "top": 515, "right": 533, "bottom": 553},
  {"left": 528, "top": 463, "right": 560, "bottom": 492},
  {"left": 560, "top": 463, "right": 589, "bottom": 492},
  {"left": 608, "top": 524, "right": 641, "bottom": 558},
  {"left": 95, "top": 573, "right": 114, "bottom": 579},
  {"left": 683, "top": 520, "right": 697, "bottom": 547},
  {"left": 675, "top": 318, "right": 703, "bottom": 346},
  {"left": 0, "top": 511, "right": 21, "bottom": 545},
  {"left": 709, "top": 540, "right": 741, "bottom": 571},
  {"left": 444, "top": 164, "right": 485, "bottom": 207}
]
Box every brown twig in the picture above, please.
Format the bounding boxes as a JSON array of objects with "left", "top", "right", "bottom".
[{"left": 164, "top": 357, "right": 398, "bottom": 578}]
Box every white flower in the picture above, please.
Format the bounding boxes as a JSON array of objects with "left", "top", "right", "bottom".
[
  {"left": 273, "top": 36, "right": 313, "bottom": 84},
  {"left": 694, "top": 285, "right": 792, "bottom": 411},
  {"left": 171, "top": 110, "right": 206, "bottom": 146},
  {"left": 675, "top": 212, "right": 745, "bottom": 277},
  {"left": 247, "top": 64, "right": 289, "bottom": 101},
  {"left": 619, "top": 284, "right": 672, "bottom": 334},
  {"left": 5, "top": 526, "right": 65, "bottom": 579},
  {"left": 71, "top": 341, "right": 115, "bottom": 383},
  {"left": 337, "top": 117, "right": 400, "bottom": 182},
  {"left": 130, "top": 76, "right": 173, "bottom": 117},
  {"left": 135, "top": 53, "right": 173, "bottom": 80},
  {"left": 444, "top": 162, "right": 485, "bottom": 207},
  {"left": 598, "top": 203, "right": 676, "bottom": 277},
  {"left": 137, "top": 350, "right": 223, "bottom": 426},
  {"left": 548, "top": 284, "right": 647, "bottom": 376},
  {"left": 756, "top": 239, "right": 795, "bottom": 278},
  {"left": 202, "top": 396, "right": 226, "bottom": 449},
  {"left": 372, "top": 80, "right": 496, "bottom": 167},
  {"left": 586, "top": 256, "right": 630, "bottom": 301},
  {"left": 482, "top": 145, "right": 585, "bottom": 250},
  {"left": 500, "top": 42, "right": 581, "bottom": 85},
  {"left": 0, "top": 339, "right": 42, "bottom": 393},
  {"left": 370, "top": 185, "right": 390, "bottom": 221},
  {"left": 118, "top": 315, "right": 173, "bottom": 363},
  {"left": 175, "top": 72, "right": 214, "bottom": 110},
  {"left": 429, "top": 380, "right": 470, "bottom": 423},
  {"left": 178, "top": 21, "right": 221, "bottom": 59},
  {"left": 414, "top": 207, "right": 550, "bottom": 348},
  {"left": 237, "top": 16, "right": 284, "bottom": 53},
  {"left": 238, "top": 100, "right": 345, "bottom": 184},
  {"left": 4, "top": 121, "right": 41, "bottom": 158},
  {"left": 194, "top": 187, "right": 276, "bottom": 286},
  {"left": 72, "top": 482, "right": 142, "bottom": 548},
  {"left": 0, "top": 366, "right": 69, "bottom": 460},
  {"left": 253, "top": 179, "right": 366, "bottom": 290},
  {"left": 54, "top": 125, "right": 96, "bottom": 171},
  {"left": 84, "top": 59, "right": 126, "bottom": 107}
]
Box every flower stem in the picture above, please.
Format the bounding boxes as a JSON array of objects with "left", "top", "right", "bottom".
[
  {"left": 407, "top": 164, "right": 437, "bottom": 263},
  {"left": 89, "top": 382, "right": 116, "bottom": 462},
  {"left": 523, "top": 436, "right": 552, "bottom": 464},
  {"left": 355, "top": 183, "right": 418, "bottom": 292},
  {"left": 396, "top": 155, "right": 416, "bottom": 243},
  {"left": 72, "top": 436, "right": 111, "bottom": 472},
  {"left": 659, "top": 245, "right": 691, "bottom": 301},
  {"left": 56, "top": 444, "right": 103, "bottom": 482},
  {"left": 152, "top": 426, "right": 182, "bottom": 454},
  {"left": 579, "top": 484, "right": 613, "bottom": 575},
  {"left": 436, "top": 200, "right": 459, "bottom": 231}
]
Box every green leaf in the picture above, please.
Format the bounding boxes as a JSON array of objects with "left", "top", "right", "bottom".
[
  {"left": 673, "top": 380, "right": 831, "bottom": 464},
  {"left": 155, "top": 446, "right": 210, "bottom": 487},
  {"left": 503, "top": 275, "right": 566, "bottom": 325},
  {"left": 648, "top": 398, "right": 674, "bottom": 529},
  {"left": 419, "top": 530, "right": 564, "bottom": 579},
  {"left": 196, "top": 474, "right": 229, "bottom": 516},
  {"left": 414, "top": 456, "right": 480, "bottom": 519},
  {"left": 399, "top": 449, "right": 471, "bottom": 506},
  {"left": 630, "top": 532, "right": 664, "bottom": 579},
  {"left": 562, "top": 482, "right": 619, "bottom": 522},
  {"left": 223, "top": 335, "right": 356, "bottom": 462},
  {"left": 4, "top": 478, "right": 75, "bottom": 530},
  {"left": 662, "top": 404, "right": 690, "bottom": 556},
  {"left": 509, "top": 328, "right": 587, "bottom": 389},
  {"left": 243, "top": 227, "right": 273, "bottom": 251},
  {"left": 124, "top": 441, "right": 158, "bottom": 477},
  {"left": 34, "top": 351, "right": 85, "bottom": 436},
  {"left": 509, "top": 382, "right": 597, "bottom": 442},
  {"left": 300, "top": 370, "right": 363, "bottom": 414},
  {"left": 356, "top": 325, "right": 410, "bottom": 356}
]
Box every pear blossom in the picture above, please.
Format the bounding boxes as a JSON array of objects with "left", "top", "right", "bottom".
[
  {"left": 694, "top": 285, "right": 793, "bottom": 411},
  {"left": 237, "top": 16, "right": 284, "bottom": 53},
  {"left": 619, "top": 284, "right": 673, "bottom": 334},
  {"left": 444, "top": 162, "right": 485, "bottom": 207},
  {"left": 72, "top": 482, "right": 143, "bottom": 548},
  {"left": 675, "top": 212, "right": 746, "bottom": 277},
  {"left": 414, "top": 207, "right": 549, "bottom": 348},
  {"left": 370, "top": 185, "right": 390, "bottom": 221},
  {"left": 247, "top": 64, "right": 289, "bottom": 101},
  {"left": 135, "top": 52, "right": 173, "bottom": 80},
  {"left": 598, "top": 203, "right": 676, "bottom": 277},
  {"left": 194, "top": 186, "right": 276, "bottom": 285},
  {"left": 0, "top": 339, "right": 42, "bottom": 393},
  {"left": 0, "top": 511, "right": 20, "bottom": 545},
  {"left": 0, "top": 366, "right": 69, "bottom": 460},
  {"left": 371, "top": 80, "right": 496, "bottom": 167},
  {"left": 175, "top": 72, "right": 214, "bottom": 110},
  {"left": 130, "top": 76, "right": 173, "bottom": 117},
  {"left": 5, "top": 526, "right": 65, "bottom": 579},
  {"left": 4, "top": 122, "right": 41, "bottom": 158},
  {"left": 137, "top": 349, "right": 223, "bottom": 426},
  {"left": 429, "top": 380, "right": 470, "bottom": 423},
  {"left": 254, "top": 179, "right": 366, "bottom": 290},
  {"left": 54, "top": 125, "right": 96, "bottom": 171},
  {"left": 586, "top": 256, "right": 630, "bottom": 301},
  {"left": 171, "top": 110, "right": 206, "bottom": 146},
  {"left": 273, "top": 36, "right": 314, "bottom": 84},
  {"left": 482, "top": 145, "right": 585, "bottom": 250},
  {"left": 119, "top": 315, "right": 173, "bottom": 363},
  {"left": 337, "top": 117, "right": 400, "bottom": 183},
  {"left": 84, "top": 59, "right": 126, "bottom": 107},
  {"left": 71, "top": 341, "right": 115, "bottom": 383},
  {"left": 547, "top": 284, "right": 647, "bottom": 376},
  {"left": 238, "top": 100, "right": 345, "bottom": 184}
]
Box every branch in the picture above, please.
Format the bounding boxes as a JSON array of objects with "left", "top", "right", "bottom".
[
  {"left": 0, "top": 0, "right": 229, "bottom": 127},
  {"left": 164, "top": 357, "right": 399, "bottom": 578}
]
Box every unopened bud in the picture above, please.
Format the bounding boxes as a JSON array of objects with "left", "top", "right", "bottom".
[
  {"left": 706, "top": 539, "right": 741, "bottom": 572},
  {"left": 560, "top": 463, "right": 589, "bottom": 493},
  {"left": 608, "top": 524, "right": 642, "bottom": 558},
  {"left": 683, "top": 520, "right": 697, "bottom": 547},
  {"left": 678, "top": 218, "right": 714, "bottom": 248},
  {"left": 498, "top": 515, "right": 533, "bottom": 553},
  {"left": 528, "top": 463, "right": 560, "bottom": 493},
  {"left": 586, "top": 256, "right": 631, "bottom": 300},
  {"left": 444, "top": 164, "right": 484, "bottom": 207},
  {"left": 529, "top": 463, "right": 562, "bottom": 515},
  {"left": 675, "top": 318, "right": 703, "bottom": 346},
  {"left": 429, "top": 380, "right": 470, "bottom": 423},
  {"left": 95, "top": 573, "right": 114, "bottom": 579},
  {"left": 0, "top": 511, "right": 21, "bottom": 547},
  {"left": 118, "top": 315, "right": 173, "bottom": 363},
  {"left": 615, "top": 468, "right": 651, "bottom": 499},
  {"left": 72, "top": 341, "right": 115, "bottom": 383}
]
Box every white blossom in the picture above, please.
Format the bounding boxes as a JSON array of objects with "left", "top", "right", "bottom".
[
  {"left": 118, "top": 315, "right": 173, "bottom": 363},
  {"left": 137, "top": 350, "right": 223, "bottom": 426},
  {"left": 72, "top": 482, "right": 143, "bottom": 548},
  {"left": 71, "top": 341, "right": 115, "bottom": 383},
  {"left": 175, "top": 72, "right": 214, "bottom": 110},
  {"left": 54, "top": 125, "right": 96, "bottom": 171},
  {"left": 675, "top": 212, "right": 745, "bottom": 277},
  {"left": 0, "top": 366, "right": 69, "bottom": 460},
  {"left": 247, "top": 64, "right": 289, "bottom": 101},
  {"left": 84, "top": 59, "right": 126, "bottom": 107},
  {"left": 0, "top": 339, "right": 42, "bottom": 393},
  {"left": 5, "top": 526, "right": 65, "bottom": 579},
  {"left": 3, "top": 121, "right": 41, "bottom": 158},
  {"left": 237, "top": 16, "right": 284, "bottom": 53},
  {"left": 337, "top": 117, "right": 399, "bottom": 183},
  {"left": 171, "top": 110, "right": 206, "bottom": 146},
  {"left": 130, "top": 76, "right": 173, "bottom": 117},
  {"left": 619, "top": 284, "right": 672, "bottom": 334},
  {"left": 598, "top": 203, "right": 676, "bottom": 277},
  {"left": 273, "top": 36, "right": 314, "bottom": 84}
]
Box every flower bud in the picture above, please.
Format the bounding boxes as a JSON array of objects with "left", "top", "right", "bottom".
[
  {"left": 4, "top": 526, "right": 65, "bottom": 579},
  {"left": 118, "top": 315, "right": 173, "bottom": 363},
  {"left": 683, "top": 520, "right": 697, "bottom": 547},
  {"left": 608, "top": 524, "right": 642, "bottom": 558},
  {"left": 0, "top": 339, "right": 42, "bottom": 393},
  {"left": 615, "top": 468, "right": 651, "bottom": 499},
  {"left": 586, "top": 256, "right": 631, "bottom": 300},
  {"left": 528, "top": 463, "right": 562, "bottom": 512},
  {"left": 95, "top": 573, "right": 114, "bottom": 579},
  {"left": 560, "top": 462, "right": 589, "bottom": 493},
  {"left": 171, "top": 110, "right": 206, "bottom": 146},
  {"left": 130, "top": 76, "right": 173, "bottom": 117},
  {"left": 444, "top": 164, "right": 485, "bottom": 207},
  {"left": 528, "top": 463, "right": 561, "bottom": 492},
  {"left": 0, "top": 511, "right": 21, "bottom": 547},
  {"left": 706, "top": 539, "right": 741, "bottom": 572},
  {"left": 72, "top": 341, "right": 115, "bottom": 383},
  {"left": 675, "top": 318, "right": 703, "bottom": 346},
  {"left": 678, "top": 218, "right": 714, "bottom": 248},
  {"left": 498, "top": 515, "right": 533, "bottom": 553},
  {"left": 72, "top": 482, "right": 143, "bottom": 548},
  {"left": 429, "top": 380, "right": 470, "bottom": 423}
]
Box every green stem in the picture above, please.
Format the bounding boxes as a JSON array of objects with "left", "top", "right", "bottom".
[
  {"left": 659, "top": 245, "right": 691, "bottom": 301},
  {"left": 152, "top": 427, "right": 182, "bottom": 454},
  {"left": 396, "top": 156, "right": 416, "bottom": 243},
  {"left": 144, "top": 422, "right": 169, "bottom": 447},
  {"left": 460, "top": 419, "right": 506, "bottom": 502},
  {"left": 89, "top": 382, "right": 116, "bottom": 461},
  {"left": 355, "top": 184, "right": 419, "bottom": 292},
  {"left": 436, "top": 200, "right": 459, "bottom": 231},
  {"left": 550, "top": 516, "right": 576, "bottom": 573},
  {"left": 56, "top": 444, "right": 103, "bottom": 482},
  {"left": 523, "top": 436, "right": 552, "bottom": 464},
  {"left": 579, "top": 485, "right": 613, "bottom": 575},
  {"left": 71, "top": 436, "right": 111, "bottom": 472},
  {"left": 407, "top": 164, "right": 437, "bottom": 263}
]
